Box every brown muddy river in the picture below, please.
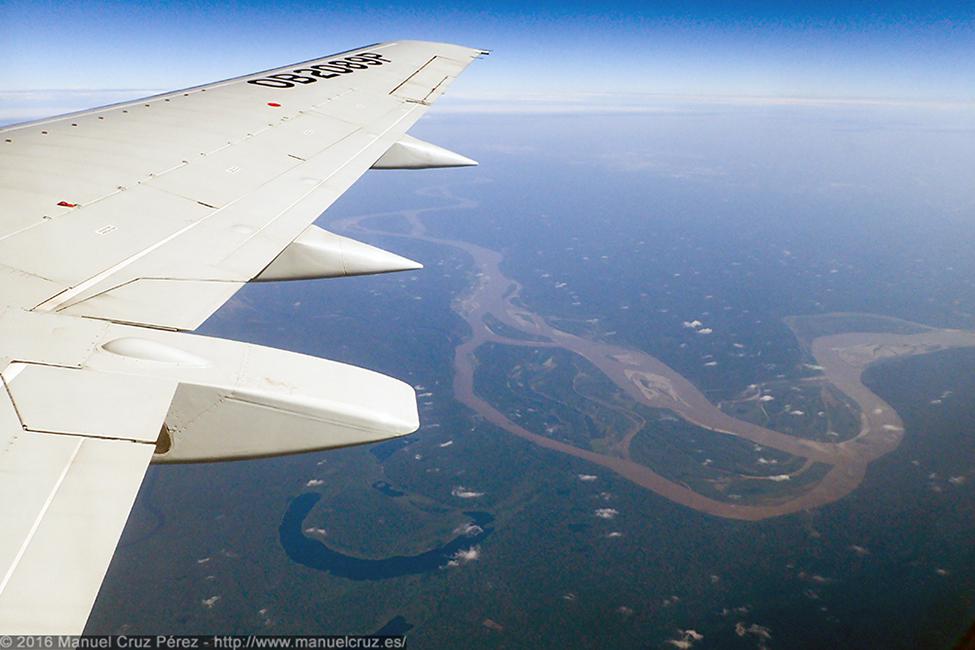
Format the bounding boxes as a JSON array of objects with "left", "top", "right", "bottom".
[{"left": 335, "top": 187, "right": 975, "bottom": 520}]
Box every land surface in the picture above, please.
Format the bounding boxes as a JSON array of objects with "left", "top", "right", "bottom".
[{"left": 334, "top": 189, "right": 975, "bottom": 521}]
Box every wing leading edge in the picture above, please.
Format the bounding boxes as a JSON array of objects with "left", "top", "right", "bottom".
[{"left": 0, "top": 40, "right": 486, "bottom": 633}]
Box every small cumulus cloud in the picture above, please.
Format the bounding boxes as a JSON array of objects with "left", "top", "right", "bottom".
[
  {"left": 454, "top": 522, "right": 484, "bottom": 537},
  {"left": 452, "top": 485, "right": 485, "bottom": 499},
  {"left": 666, "top": 629, "right": 704, "bottom": 649},
  {"left": 202, "top": 596, "right": 221, "bottom": 609},
  {"left": 720, "top": 605, "right": 751, "bottom": 617},
  {"left": 439, "top": 440, "right": 454, "bottom": 447},
  {"left": 594, "top": 508, "right": 619, "bottom": 519},
  {"left": 305, "top": 479, "right": 324, "bottom": 487},
  {"left": 735, "top": 622, "right": 772, "bottom": 645},
  {"left": 578, "top": 474, "right": 598, "bottom": 481},
  {"left": 446, "top": 546, "right": 480, "bottom": 567}
]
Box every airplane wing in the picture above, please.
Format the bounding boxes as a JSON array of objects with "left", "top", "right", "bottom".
[{"left": 0, "top": 40, "right": 486, "bottom": 633}]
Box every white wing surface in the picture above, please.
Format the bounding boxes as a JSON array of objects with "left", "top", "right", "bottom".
[{"left": 0, "top": 40, "right": 485, "bottom": 633}]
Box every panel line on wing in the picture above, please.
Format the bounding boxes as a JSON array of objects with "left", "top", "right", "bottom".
[
  {"left": 35, "top": 104, "right": 420, "bottom": 318},
  {"left": 389, "top": 57, "right": 438, "bottom": 96},
  {"left": 241, "top": 105, "right": 420, "bottom": 246},
  {"left": 0, "top": 437, "right": 81, "bottom": 598}
]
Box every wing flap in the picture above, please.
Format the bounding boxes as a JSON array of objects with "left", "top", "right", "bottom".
[
  {"left": 0, "top": 434, "right": 154, "bottom": 634},
  {"left": 60, "top": 279, "right": 243, "bottom": 331},
  {"left": 0, "top": 379, "right": 157, "bottom": 634},
  {"left": 5, "top": 364, "right": 177, "bottom": 441}
]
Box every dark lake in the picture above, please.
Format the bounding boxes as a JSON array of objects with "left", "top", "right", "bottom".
[{"left": 280, "top": 493, "right": 493, "bottom": 581}]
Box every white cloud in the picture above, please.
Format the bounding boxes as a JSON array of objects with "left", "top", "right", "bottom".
[
  {"left": 452, "top": 486, "right": 485, "bottom": 499},
  {"left": 202, "top": 596, "right": 220, "bottom": 609},
  {"left": 768, "top": 475, "right": 791, "bottom": 482},
  {"left": 805, "top": 574, "right": 833, "bottom": 584},
  {"left": 453, "top": 522, "right": 484, "bottom": 537},
  {"left": 578, "top": 474, "right": 598, "bottom": 481},
  {"left": 666, "top": 629, "right": 704, "bottom": 649},
  {"left": 594, "top": 508, "right": 619, "bottom": 519},
  {"left": 735, "top": 623, "right": 772, "bottom": 641},
  {"left": 305, "top": 479, "right": 324, "bottom": 487},
  {"left": 446, "top": 546, "right": 481, "bottom": 567},
  {"left": 439, "top": 440, "right": 454, "bottom": 447}
]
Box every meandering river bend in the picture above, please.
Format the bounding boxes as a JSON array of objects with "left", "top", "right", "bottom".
[{"left": 333, "top": 186, "right": 975, "bottom": 520}]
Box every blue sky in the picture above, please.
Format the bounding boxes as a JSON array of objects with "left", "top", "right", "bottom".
[{"left": 0, "top": 0, "right": 972, "bottom": 117}]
